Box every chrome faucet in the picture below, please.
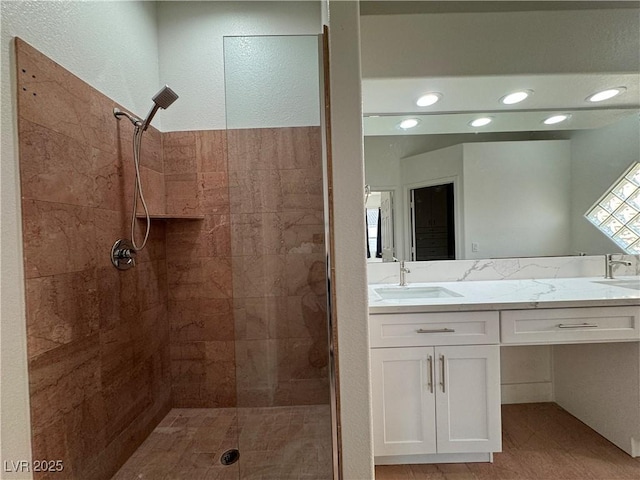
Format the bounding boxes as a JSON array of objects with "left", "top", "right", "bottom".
[
  {"left": 399, "top": 260, "right": 410, "bottom": 286},
  {"left": 604, "top": 254, "right": 632, "bottom": 279}
]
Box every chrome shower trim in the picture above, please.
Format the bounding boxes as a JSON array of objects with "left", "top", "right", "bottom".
[{"left": 113, "top": 108, "right": 142, "bottom": 127}]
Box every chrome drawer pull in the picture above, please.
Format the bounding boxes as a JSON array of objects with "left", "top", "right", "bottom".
[
  {"left": 558, "top": 323, "right": 599, "bottom": 329},
  {"left": 416, "top": 328, "right": 455, "bottom": 334}
]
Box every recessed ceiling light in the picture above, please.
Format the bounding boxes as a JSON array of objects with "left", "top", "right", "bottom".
[
  {"left": 543, "top": 114, "right": 571, "bottom": 125},
  {"left": 398, "top": 118, "right": 420, "bottom": 130},
  {"left": 501, "top": 90, "right": 533, "bottom": 105},
  {"left": 416, "top": 93, "right": 442, "bottom": 107},
  {"left": 586, "top": 87, "right": 626, "bottom": 103},
  {"left": 469, "top": 117, "right": 493, "bottom": 127}
]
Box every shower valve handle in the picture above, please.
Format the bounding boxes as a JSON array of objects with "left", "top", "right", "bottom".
[{"left": 111, "top": 239, "right": 137, "bottom": 270}]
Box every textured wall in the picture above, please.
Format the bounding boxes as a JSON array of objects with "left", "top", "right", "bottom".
[
  {"left": 156, "top": 1, "right": 322, "bottom": 131},
  {"left": 16, "top": 39, "right": 170, "bottom": 480}
]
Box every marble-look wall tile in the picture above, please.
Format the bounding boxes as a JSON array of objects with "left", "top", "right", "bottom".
[
  {"left": 232, "top": 255, "right": 288, "bottom": 298},
  {"left": 196, "top": 130, "right": 227, "bottom": 173},
  {"left": 228, "top": 127, "right": 329, "bottom": 408},
  {"left": 166, "top": 215, "right": 231, "bottom": 259},
  {"left": 227, "top": 127, "right": 321, "bottom": 171},
  {"left": 231, "top": 213, "right": 285, "bottom": 256},
  {"left": 17, "top": 39, "right": 170, "bottom": 480},
  {"left": 22, "top": 199, "right": 96, "bottom": 279},
  {"left": 169, "top": 298, "right": 234, "bottom": 342},
  {"left": 233, "top": 297, "right": 289, "bottom": 340},
  {"left": 16, "top": 39, "right": 117, "bottom": 156},
  {"left": 229, "top": 170, "right": 283, "bottom": 214},
  {"left": 171, "top": 341, "right": 236, "bottom": 408},
  {"left": 19, "top": 118, "right": 95, "bottom": 206},
  {"left": 200, "top": 172, "right": 230, "bottom": 214},
  {"left": 165, "top": 173, "right": 200, "bottom": 216},
  {"left": 26, "top": 268, "right": 99, "bottom": 359},
  {"left": 282, "top": 211, "right": 325, "bottom": 254},
  {"left": 163, "top": 131, "right": 197, "bottom": 174},
  {"left": 140, "top": 167, "right": 166, "bottom": 215}
]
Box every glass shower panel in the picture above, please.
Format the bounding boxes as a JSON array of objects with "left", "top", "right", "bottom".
[{"left": 223, "top": 35, "right": 333, "bottom": 479}]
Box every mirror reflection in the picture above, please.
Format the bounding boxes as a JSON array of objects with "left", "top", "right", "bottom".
[{"left": 361, "top": 1, "right": 640, "bottom": 262}]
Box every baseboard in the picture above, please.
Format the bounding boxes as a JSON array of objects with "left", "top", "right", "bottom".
[
  {"left": 375, "top": 452, "right": 492, "bottom": 465},
  {"left": 501, "top": 382, "right": 553, "bottom": 404}
]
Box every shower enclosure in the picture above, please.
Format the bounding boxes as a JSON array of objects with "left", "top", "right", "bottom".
[
  {"left": 14, "top": 30, "right": 336, "bottom": 480},
  {"left": 222, "top": 34, "right": 336, "bottom": 479}
]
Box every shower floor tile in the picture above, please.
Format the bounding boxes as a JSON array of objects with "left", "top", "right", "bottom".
[{"left": 111, "top": 405, "right": 332, "bottom": 480}]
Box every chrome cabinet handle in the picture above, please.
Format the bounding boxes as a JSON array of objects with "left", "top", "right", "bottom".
[
  {"left": 426, "top": 355, "right": 434, "bottom": 394},
  {"left": 416, "top": 328, "right": 455, "bottom": 334},
  {"left": 558, "top": 323, "right": 599, "bottom": 329},
  {"left": 439, "top": 355, "right": 446, "bottom": 393}
]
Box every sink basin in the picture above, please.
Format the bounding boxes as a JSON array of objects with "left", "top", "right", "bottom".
[
  {"left": 374, "top": 286, "right": 462, "bottom": 300},
  {"left": 592, "top": 279, "right": 640, "bottom": 291}
]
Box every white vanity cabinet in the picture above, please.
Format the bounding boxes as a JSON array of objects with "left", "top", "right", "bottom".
[{"left": 370, "top": 312, "right": 502, "bottom": 463}]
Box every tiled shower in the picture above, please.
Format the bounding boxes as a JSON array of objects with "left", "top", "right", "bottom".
[{"left": 16, "top": 33, "right": 333, "bottom": 480}]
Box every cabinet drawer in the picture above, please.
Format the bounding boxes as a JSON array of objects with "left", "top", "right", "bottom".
[
  {"left": 500, "top": 306, "right": 640, "bottom": 344},
  {"left": 370, "top": 311, "right": 499, "bottom": 347}
]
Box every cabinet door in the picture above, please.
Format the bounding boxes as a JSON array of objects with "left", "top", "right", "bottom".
[
  {"left": 435, "top": 345, "right": 502, "bottom": 454},
  {"left": 371, "top": 347, "right": 437, "bottom": 456}
]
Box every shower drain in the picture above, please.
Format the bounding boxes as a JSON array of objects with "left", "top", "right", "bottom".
[{"left": 220, "top": 448, "right": 240, "bottom": 466}]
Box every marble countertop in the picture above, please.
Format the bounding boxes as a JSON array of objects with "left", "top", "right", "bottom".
[{"left": 368, "top": 276, "right": 640, "bottom": 314}]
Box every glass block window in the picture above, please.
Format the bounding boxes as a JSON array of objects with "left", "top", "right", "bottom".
[{"left": 585, "top": 162, "right": 640, "bottom": 254}]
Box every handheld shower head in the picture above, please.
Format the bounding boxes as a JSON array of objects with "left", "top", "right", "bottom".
[{"left": 141, "top": 85, "right": 179, "bottom": 131}]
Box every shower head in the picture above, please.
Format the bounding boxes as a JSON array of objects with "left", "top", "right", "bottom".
[{"left": 141, "top": 85, "right": 179, "bottom": 131}]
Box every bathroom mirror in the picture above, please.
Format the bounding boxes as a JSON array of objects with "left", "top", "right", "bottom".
[{"left": 360, "top": 1, "right": 640, "bottom": 261}]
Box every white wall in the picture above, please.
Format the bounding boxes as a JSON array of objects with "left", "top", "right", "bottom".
[
  {"left": 326, "top": 1, "right": 374, "bottom": 477},
  {"left": 570, "top": 114, "right": 640, "bottom": 255},
  {"left": 224, "top": 35, "right": 320, "bottom": 129},
  {"left": 360, "top": 9, "right": 639, "bottom": 78},
  {"left": 463, "top": 141, "right": 571, "bottom": 259},
  {"left": 156, "top": 1, "right": 321, "bottom": 132},
  {"left": 0, "top": 1, "right": 161, "bottom": 477}
]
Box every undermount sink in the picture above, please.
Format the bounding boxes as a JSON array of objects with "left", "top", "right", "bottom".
[
  {"left": 374, "top": 286, "right": 462, "bottom": 300},
  {"left": 592, "top": 279, "right": 640, "bottom": 291}
]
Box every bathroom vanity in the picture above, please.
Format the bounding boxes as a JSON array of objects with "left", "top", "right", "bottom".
[{"left": 368, "top": 276, "right": 640, "bottom": 465}]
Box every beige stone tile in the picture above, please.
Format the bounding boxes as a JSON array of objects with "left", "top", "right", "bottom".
[
  {"left": 25, "top": 268, "right": 99, "bottom": 359},
  {"left": 164, "top": 131, "right": 197, "bottom": 174},
  {"left": 233, "top": 297, "right": 288, "bottom": 340},
  {"left": 196, "top": 129, "right": 227, "bottom": 173},
  {"left": 228, "top": 169, "right": 283, "bottom": 214},
  {"left": 200, "top": 172, "right": 230, "bottom": 214},
  {"left": 231, "top": 255, "right": 287, "bottom": 298},
  {"left": 16, "top": 38, "right": 117, "bottom": 155},
  {"left": 18, "top": 118, "right": 94, "bottom": 206},
  {"left": 169, "top": 298, "right": 234, "bottom": 342},
  {"left": 227, "top": 127, "right": 321, "bottom": 172},
  {"left": 281, "top": 211, "right": 325, "bottom": 254},
  {"left": 165, "top": 172, "right": 201, "bottom": 216},
  {"left": 28, "top": 335, "right": 101, "bottom": 432},
  {"left": 140, "top": 166, "right": 167, "bottom": 215},
  {"left": 22, "top": 199, "right": 96, "bottom": 278},
  {"left": 280, "top": 168, "right": 323, "bottom": 212},
  {"left": 230, "top": 213, "right": 284, "bottom": 256}
]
